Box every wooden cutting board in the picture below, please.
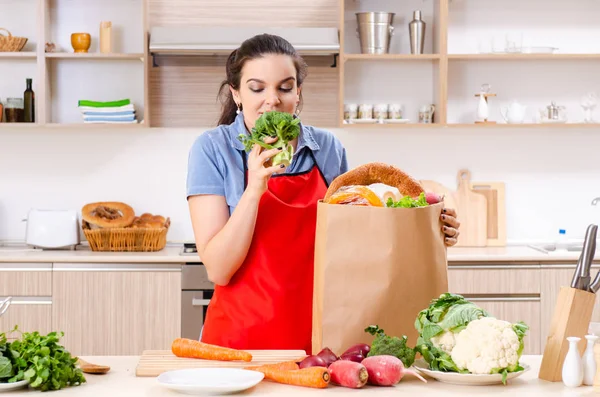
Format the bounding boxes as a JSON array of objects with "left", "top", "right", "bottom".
[
  {"left": 453, "top": 169, "right": 488, "bottom": 247},
  {"left": 135, "top": 349, "right": 307, "bottom": 377},
  {"left": 470, "top": 181, "right": 506, "bottom": 246}
]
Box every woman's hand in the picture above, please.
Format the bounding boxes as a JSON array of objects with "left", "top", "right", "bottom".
[
  {"left": 441, "top": 208, "right": 460, "bottom": 246},
  {"left": 246, "top": 137, "right": 285, "bottom": 198}
]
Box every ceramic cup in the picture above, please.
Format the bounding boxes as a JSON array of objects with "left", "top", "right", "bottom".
[{"left": 71, "top": 33, "right": 91, "bottom": 53}]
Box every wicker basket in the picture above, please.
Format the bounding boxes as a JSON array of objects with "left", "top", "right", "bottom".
[
  {"left": 0, "top": 28, "right": 27, "bottom": 52},
  {"left": 82, "top": 218, "right": 170, "bottom": 252}
]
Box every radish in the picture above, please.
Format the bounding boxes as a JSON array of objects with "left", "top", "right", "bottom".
[
  {"left": 425, "top": 192, "right": 443, "bottom": 205},
  {"left": 329, "top": 360, "right": 368, "bottom": 389},
  {"left": 362, "top": 355, "right": 427, "bottom": 386}
]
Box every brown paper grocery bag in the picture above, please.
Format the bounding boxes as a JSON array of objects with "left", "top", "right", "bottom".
[{"left": 312, "top": 200, "right": 448, "bottom": 355}]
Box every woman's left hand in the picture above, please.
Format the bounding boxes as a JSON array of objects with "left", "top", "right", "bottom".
[{"left": 441, "top": 208, "right": 460, "bottom": 246}]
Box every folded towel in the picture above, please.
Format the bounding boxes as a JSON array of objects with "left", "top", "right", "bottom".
[
  {"left": 83, "top": 115, "right": 136, "bottom": 122},
  {"left": 79, "top": 104, "right": 135, "bottom": 113},
  {"left": 78, "top": 99, "right": 131, "bottom": 108},
  {"left": 81, "top": 111, "right": 135, "bottom": 117},
  {"left": 83, "top": 119, "right": 139, "bottom": 124}
]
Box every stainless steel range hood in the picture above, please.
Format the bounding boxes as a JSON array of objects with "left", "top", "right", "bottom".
[{"left": 149, "top": 26, "right": 340, "bottom": 57}]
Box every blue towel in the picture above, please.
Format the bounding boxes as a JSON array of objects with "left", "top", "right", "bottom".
[{"left": 83, "top": 115, "right": 136, "bottom": 122}]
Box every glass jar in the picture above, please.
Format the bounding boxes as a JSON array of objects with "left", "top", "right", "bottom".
[
  {"left": 374, "top": 104, "right": 389, "bottom": 120},
  {"left": 344, "top": 104, "right": 358, "bottom": 120},
  {"left": 5, "top": 97, "right": 24, "bottom": 123},
  {"left": 358, "top": 104, "right": 373, "bottom": 120}
]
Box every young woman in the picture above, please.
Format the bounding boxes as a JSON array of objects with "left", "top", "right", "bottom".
[{"left": 186, "top": 34, "right": 460, "bottom": 353}]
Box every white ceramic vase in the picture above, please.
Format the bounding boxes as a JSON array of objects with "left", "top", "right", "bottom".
[
  {"left": 583, "top": 334, "right": 599, "bottom": 385},
  {"left": 562, "top": 336, "right": 583, "bottom": 388},
  {"left": 477, "top": 93, "right": 488, "bottom": 121}
]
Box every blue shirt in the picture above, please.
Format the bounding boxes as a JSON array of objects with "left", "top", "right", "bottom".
[{"left": 186, "top": 112, "right": 349, "bottom": 214}]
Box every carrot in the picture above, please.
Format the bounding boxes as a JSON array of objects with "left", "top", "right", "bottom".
[
  {"left": 246, "top": 360, "right": 300, "bottom": 373},
  {"left": 171, "top": 338, "right": 252, "bottom": 362},
  {"left": 259, "top": 366, "right": 330, "bottom": 389}
]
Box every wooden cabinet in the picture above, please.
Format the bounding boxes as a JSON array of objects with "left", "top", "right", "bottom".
[
  {"left": 0, "top": 297, "right": 52, "bottom": 339},
  {"left": 0, "top": 263, "right": 52, "bottom": 296},
  {"left": 51, "top": 263, "right": 181, "bottom": 356},
  {"left": 448, "top": 263, "right": 541, "bottom": 354}
]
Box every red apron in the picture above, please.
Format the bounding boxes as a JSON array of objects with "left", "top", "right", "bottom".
[{"left": 201, "top": 150, "right": 328, "bottom": 354}]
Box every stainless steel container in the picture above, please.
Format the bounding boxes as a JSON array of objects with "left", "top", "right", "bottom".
[
  {"left": 409, "top": 10, "right": 426, "bottom": 54},
  {"left": 356, "top": 12, "right": 395, "bottom": 54}
]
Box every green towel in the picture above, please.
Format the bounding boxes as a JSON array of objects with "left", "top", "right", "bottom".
[{"left": 78, "top": 99, "right": 131, "bottom": 108}]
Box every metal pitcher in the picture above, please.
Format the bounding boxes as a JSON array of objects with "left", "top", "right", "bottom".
[{"left": 356, "top": 12, "right": 395, "bottom": 54}]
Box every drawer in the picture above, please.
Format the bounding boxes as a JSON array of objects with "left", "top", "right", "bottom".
[
  {"left": 467, "top": 296, "right": 541, "bottom": 355},
  {"left": 0, "top": 296, "right": 52, "bottom": 338},
  {"left": 0, "top": 263, "right": 52, "bottom": 296},
  {"left": 182, "top": 264, "right": 213, "bottom": 290},
  {"left": 448, "top": 265, "right": 540, "bottom": 295}
]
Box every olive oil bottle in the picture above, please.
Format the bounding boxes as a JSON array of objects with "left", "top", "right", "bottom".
[{"left": 23, "top": 78, "right": 35, "bottom": 123}]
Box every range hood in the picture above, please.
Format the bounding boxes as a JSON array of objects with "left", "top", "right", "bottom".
[{"left": 149, "top": 26, "right": 340, "bottom": 57}]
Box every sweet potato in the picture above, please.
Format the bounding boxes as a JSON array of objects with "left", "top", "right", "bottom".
[
  {"left": 329, "top": 360, "right": 368, "bottom": 389},
  {"left": 362, "top": 355, "right": 427, "bottom": 386}
]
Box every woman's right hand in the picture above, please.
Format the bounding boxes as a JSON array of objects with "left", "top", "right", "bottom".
[{"left": 246, "top": 137, "right": 286, "bottom": 198}]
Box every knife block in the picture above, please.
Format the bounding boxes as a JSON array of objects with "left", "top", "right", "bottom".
[{"left": 539, "top": 286, "right": 596, "bottom": 382}]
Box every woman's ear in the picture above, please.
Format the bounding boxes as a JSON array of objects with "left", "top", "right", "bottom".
[{"left": 230, "top": 86, "right": 241, "bottom": 106}]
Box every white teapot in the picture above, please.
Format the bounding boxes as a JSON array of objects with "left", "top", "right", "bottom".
[{"left": 501, "top": 100, "right": 527, "bottom": 124}]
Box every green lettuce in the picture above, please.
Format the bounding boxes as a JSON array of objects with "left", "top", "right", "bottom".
[{"left": 386, "top": 192, "right": 429, "bottom": 208}]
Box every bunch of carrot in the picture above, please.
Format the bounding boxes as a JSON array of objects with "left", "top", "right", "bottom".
[
  {"left": 171, "top": 338, "right": 253, "bottom": 362},
  {"left": 247, "top": 361, "right": 330, "bottom": 389}
]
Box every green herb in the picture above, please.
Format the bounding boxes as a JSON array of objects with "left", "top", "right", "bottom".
[
  {"left": 386, "top": 192, "right": 429, "bottom": 208},
  {"left": 238, "top": 111, "right": 301, "bottom": 167},
  {"left": 0, "top": 326, "right": 85, "bottom": 391},
  {"left": 364, "top": 325, "right": 416, "bottom": 368}
]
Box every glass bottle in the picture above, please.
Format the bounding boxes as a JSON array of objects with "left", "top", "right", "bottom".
[{"left": 23, "top": 78, "right": 35, "bottom": 123}]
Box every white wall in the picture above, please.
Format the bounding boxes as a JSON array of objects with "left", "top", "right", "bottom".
[{"left": 2, "top": 124, "right": 600, "bottom": 244}]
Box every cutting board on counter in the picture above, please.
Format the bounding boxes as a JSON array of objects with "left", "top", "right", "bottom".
[
  {"left": 470, "top": 180, "right": 506, "bottom": 246},
  {"left": 420, "top": 169, "right": 493, "bottom": 247},
  {"left": 135, "top": 349, "right": 307, "bottom": 377}
]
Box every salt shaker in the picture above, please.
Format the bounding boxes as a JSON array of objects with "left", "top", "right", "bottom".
[
  {"left": 562, "top": 336, "right": 583, "bottom": 387},
  {"left": 583, "top": 334, "right": 598, "bottom": 385}
]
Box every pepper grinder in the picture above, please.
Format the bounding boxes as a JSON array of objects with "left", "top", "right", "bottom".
[
  {"left": 409, "top": 10, "right": 425, "bottom": 54},
  {"left": 100, "top": 21, "right": 112, "bottom": 53}
]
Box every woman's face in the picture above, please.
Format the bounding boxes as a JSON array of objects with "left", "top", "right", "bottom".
[{"left": 231, "top": 54, "right": 301, "bottom": 131}]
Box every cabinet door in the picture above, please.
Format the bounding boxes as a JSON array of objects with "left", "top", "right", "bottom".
[
  {"left": 468, "top": 297, "right": 541, "bottom": 355},
  {"left": 540, "top": 264, "right": 600, "bottom": 352},
  {"left": 52, "top": 263, "right": 181, "bottom": 356},
  {"left": 0, "top": 297, "right": 52, "bottom": 339}
]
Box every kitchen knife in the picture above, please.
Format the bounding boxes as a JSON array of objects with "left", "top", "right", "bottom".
[
  {"left": 0, "top": 296, "right": 11, "bottom": 317},
  {"left": 571, "top": 224, "right": 597, "bottom": 290}
]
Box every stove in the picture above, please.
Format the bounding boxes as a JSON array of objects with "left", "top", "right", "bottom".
[{"left": 180, "top": 242, "right": 199, "bottom": 256}]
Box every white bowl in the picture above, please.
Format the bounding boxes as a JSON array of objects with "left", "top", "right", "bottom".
[
  {"left": 0, "top": 380, "right": 29, "bottom": 392},
  {"left": 157, "top": 368, "right": 264, "bottom": 395}
]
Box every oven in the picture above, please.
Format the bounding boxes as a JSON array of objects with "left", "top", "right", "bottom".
[{"left": 181, "top": 262, "right": 214, "bottom": 340}]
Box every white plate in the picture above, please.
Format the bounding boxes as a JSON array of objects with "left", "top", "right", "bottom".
[
  {"left": 382, "top": 119, "right": 410, "bottom": 124},
  {"left": 348, "top": 118, "right": 378, "bottom": 124},
  {"left": 157, "top": 368, "right": 264, "bottom": 395},
  {"left": 539, "top": 119, "right": 567, "bottom": 124},
  {"left": 0, "top": 380, "right": 29, "bottom": 392},
  {"left": 412, "top": 359, "right": 529, "bottom": 386}
]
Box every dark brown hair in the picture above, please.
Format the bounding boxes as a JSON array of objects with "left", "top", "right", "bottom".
[{"left": 217, "top": 34, "right": 308, "bottom": 126}]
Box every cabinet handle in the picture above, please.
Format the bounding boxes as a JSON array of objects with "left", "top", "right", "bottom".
[
  {"left": 0, "top": 296, "right": 51, "bottom": 305},
  {"left": 465, "top": 296, "right": 540, "bottom": 302},
  {"left": 192, "top": 298, "right": 211, "bottom": 307},
  {"left": 450, "top": 265, "right": 540, "bottom": 270}
]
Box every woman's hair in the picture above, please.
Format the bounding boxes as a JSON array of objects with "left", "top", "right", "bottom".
[{"left": 217, "top": 34, "right": 308, "bottom": 126}]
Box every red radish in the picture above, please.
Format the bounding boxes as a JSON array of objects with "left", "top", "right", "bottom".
[
  {"left": 362, "top": 355, "right": 427, "bottom": 386},
  {"left": 316, "top": 347, "right": 339, "bottom": 367},
  {"left": 299, "top": 355, "right": 327, "bottom": 369},
  {"left": 425, "top": 192, "right": 443, "bottom": 205},
  {"left": 329, "top": 360, "right": 368, "bottom": 389},
  {"left": 342, "top": 343, "right": 371, "bottom": 357},
  {"left": 340, "top": 351, "right": 364, "bottom": 363}
]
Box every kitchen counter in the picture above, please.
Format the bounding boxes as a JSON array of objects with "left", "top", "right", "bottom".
[
  {"left": 7, "top": 355, "right": 595, "bottom": 396},
  {"left": 0, "top": 244, "right": 588, "bottom": 264}
]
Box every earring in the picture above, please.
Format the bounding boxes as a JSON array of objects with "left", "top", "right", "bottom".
[{"left": 236, "top": 103, "right": 242, "bottom": 115}]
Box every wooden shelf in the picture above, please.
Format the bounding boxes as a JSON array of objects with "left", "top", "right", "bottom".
[
  {"left": 0, "top": 123, "right": 39, "bottom": 128},
  {"left": 343, "top": 122, "right": 443, "bottom": 128},
  {"left": 0, "top": 52, "right": 37, "bottom": 59},
  {"left": 44, "top": 123, "right": 143, "bottom": 128},
  {"left": 45, "top": 53, "right": 144, "bottom": 60},
  {"left": 446, "top": 123, "right": 600, "bottom": 128},
  {"left": 344, "top": 54, "right": 441, "bottom": 61},
  {"left": 449, "top": 53, "right": 600, "bottom": 61}
]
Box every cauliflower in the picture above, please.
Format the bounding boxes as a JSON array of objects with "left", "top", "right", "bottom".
[
  {"left": 450, "top": 317, "right": 521, "bottom": 375},
  {"left": 430, "top": 330, "right": 456, "bottom": 354}
]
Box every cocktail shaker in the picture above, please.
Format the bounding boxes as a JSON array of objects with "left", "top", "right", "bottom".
[{"left": 409, "top": 10, "right": 426, "bottom": 54}]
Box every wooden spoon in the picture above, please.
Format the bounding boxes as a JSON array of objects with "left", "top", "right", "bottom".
[{"left": 77, "top": 358, "right": 110, "bottom": 374}]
